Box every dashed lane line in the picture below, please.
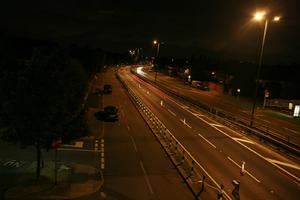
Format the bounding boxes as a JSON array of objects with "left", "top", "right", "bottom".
[
  {"left": 198, "top": 133, "right": 216, "bottom": 148},
  {"left": 227, "top": 156, "right": 261, "bottom": 183},
  {"left": 130, "top": 135, "right": 138, "bottom": 153},
  {"left": 140, "top": 161, "right": 154, "bottom": 195},
  {"left": 265, "top": 158, "right": 300, "bottom": 171},
  {"left": 210, "top": 123, "right": 224, "bottom": 127},
  {"left": 167, "top": 109, "right": 177, "bottom": 116}
]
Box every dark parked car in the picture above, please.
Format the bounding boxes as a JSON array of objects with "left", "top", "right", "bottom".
[
  {"left": 104, "top": 105, "right": 118, "bottom": 121},
  {"left": 95, "top": 105, "right": 118, "bottom": 121}
]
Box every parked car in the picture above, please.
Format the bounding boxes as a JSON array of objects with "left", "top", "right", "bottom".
[{"left": 104, "top": 105, "right": 118, "bottom": 121}]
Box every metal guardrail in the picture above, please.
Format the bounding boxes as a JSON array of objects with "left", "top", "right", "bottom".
[
  {"left": 116, "top": 72, "right": 236, "bottom": 200},
  {"left": 130, "top": 69, "right": 300, "bottom": 157}
]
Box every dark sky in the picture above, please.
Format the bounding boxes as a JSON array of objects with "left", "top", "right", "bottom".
[{"left": 1, "top": 0, "right": 299, "bottom": 64}]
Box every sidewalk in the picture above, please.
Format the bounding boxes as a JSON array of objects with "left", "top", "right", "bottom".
[
  {"left": 4, "top": 162, "right": 103, "bottom": 200},
  {"left": 4, "top": 74, "right": 104, "bottom": 200}
]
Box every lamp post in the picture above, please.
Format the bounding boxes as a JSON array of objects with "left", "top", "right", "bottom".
[
  {"left": 250, "top": 11, "right": 280, "bottom": 127},
  {"left": 153, "top": 40, "right": 161, "bottom": 82}
]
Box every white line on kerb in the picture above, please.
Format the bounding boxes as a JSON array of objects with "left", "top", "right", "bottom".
[
  {"left": 140, "top": 161, "right": 154, "bottom": 194},
  {"left": 198, "top": 133, "right": 216, "bottom": 148},
  {"left": 227, "top": 156, "right": 261, "bottom": 183}
]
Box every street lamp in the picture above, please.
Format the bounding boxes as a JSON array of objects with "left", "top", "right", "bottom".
[
  {"left": 153, "top": 40, "right": 161, "bottom": 82},
  {"left": 250, "top": 11, "right": 280, "bottom": 127}
]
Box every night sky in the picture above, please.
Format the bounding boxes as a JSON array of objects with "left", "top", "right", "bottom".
[{"left": 1, "top": 0, "right": 299, "bottom": 64}]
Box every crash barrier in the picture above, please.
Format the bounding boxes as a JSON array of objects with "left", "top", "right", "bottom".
[
  {"left": 116, "top": 72, "right": 235, "bottom": 200},
  {"left": 130, "top": 69, "right": 300, "bottom": 157}
]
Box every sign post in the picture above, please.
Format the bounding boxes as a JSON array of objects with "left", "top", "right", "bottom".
[
  {"left": 263, "top": 90, "right": 269, "bottom": 109},
  {"left": 52, "top": 138, "right": 62, "bottom": 185}
]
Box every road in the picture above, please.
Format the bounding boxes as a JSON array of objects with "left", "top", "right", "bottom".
[
  {"left": 135, "top": 66, "right": 300, "bottom": 147},
  {"left": 119, "top": 66, "right": 300, "bottom": 199},
  {"left": 98, "top": 69, "right": 194, "bottom": 199}
]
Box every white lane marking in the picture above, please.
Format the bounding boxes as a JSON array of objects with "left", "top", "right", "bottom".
[
  {"left": 210, "top": 123, "right": 224, "bottom": 127},
  {"left": 130, "top": 136, "right": 138, "bottom": 153},
  {"left": 167, "top": 109, "right": 177, "bottom": 116},
  {"left": 195, "top": 113, "right": 204, "bottom": 117},
  {"left": 198, "top": 133, "right": 216, "bottom": 148},
  {"left": 284, "top": 127, "right": 300, "bottom": 134},
  {"left": 265, "top": 158, "right": 300, "bottom": 170},
  {"left": 232, "top": 137, "right": 255, "bottom": 144},
  {"left": 101, "top": 152, "right": 104, "bottom": 157},
  {"left": 227, "top": 157, "right": 261, "bottom": 183},
  {"left": 182, "top": 105, "right": 300, "bottom": 182},
  {"left": 181, "top": 105, "right": 189, "bottom": 109},
  {"left": 140, "top": 161, "right": 154, "bottom": 194},
  {"left": 180, "top": 119, "right": 192, "bottom": 128},
  {"left": 127, "top": 125, "right": 130, "bottom": 131},
  {"left": 125, "top": 77, "right": 232, "bottom": 199}
]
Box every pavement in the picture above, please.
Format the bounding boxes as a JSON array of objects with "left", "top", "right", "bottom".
[{"left": 2, "top": 74, "right": 104, "bottom": 200}]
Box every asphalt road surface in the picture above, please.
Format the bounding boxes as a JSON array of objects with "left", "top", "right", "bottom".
[
  {"left": 98, "top": 69, "right": 194, "bottom": 200},
  {"left": 135, "top": 66, "right": 300, "bottom": 147},
  {"left": 119, "top": 66, "right": 300, "bottom": 200}
]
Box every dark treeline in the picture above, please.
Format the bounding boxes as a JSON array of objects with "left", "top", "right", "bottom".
[
  {"left": 153, "top": 55, "right": 300, "bottom": 99},
  {"left": 0, "top": 34, "right": 128, "bottom": 179}
]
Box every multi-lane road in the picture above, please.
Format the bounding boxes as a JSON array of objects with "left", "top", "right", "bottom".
[
  {"left": 118, "top": 66, "right": 300, "bottom": 199},
  {"left": 135, "top": 66, "right": 300, "bottom": 148}
]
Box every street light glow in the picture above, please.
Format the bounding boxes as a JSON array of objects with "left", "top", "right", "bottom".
[
  {"left": 254, "top": 11, "right": 266, "bottom": 21},
  {"left": 153, "top": 40, "right": 158, "bottom": 45},
  {"left": 273, "top": 16, "right": 280, "bottom": 21}
]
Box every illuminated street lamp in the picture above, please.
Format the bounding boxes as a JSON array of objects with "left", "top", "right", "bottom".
[
  {"left": 237, "top": 88, "right": 241, "bottom": 100},
  {"left": 250, "top": 11, "right": 281, "bottom": 127},
  {"left": 153, "top": 40, "right": 161, "bottom": 82}
]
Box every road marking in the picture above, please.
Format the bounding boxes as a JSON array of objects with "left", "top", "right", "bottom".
[
  {"left": 140, "top": 161, "right": 154, "bottom": 194},
  {"left": 195, "top": 113, "right": 204, "bottom": 117},
  {"left": 167, "top": 109, "right": 176, "bottom": 116},
  {"left": 130, "top": 136, "right": 138, "bottom": 153},
  {"left": 227, "top": 156, "right": 261, "bottom": 183},
  {"left": 210, "top": 123, "right": 224, "bottom": 127},
  {"left": 232, "top": 137, "right": 255, "bottom": 144},
  {"left": 198, "top": 133, "right": 216, "bottom": 148},
  {"left": 2, "top": 160, "right": 25, "bottom": 168},
  {"left": 180, "top": 119, "right": 192, "bottom": 128},
  {"left": 127, "top": 125, "right": 130, "bottom": 131},
  {"left": 265, "top": 158, "right": 300, "bottom": 170},
  {"left": 184, "top": 107, "right": 300, "bottom": 182}
]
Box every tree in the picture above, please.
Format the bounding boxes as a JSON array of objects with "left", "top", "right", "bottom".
[{"left": 0, "top": 46, "right": 88, "bottom": 179}]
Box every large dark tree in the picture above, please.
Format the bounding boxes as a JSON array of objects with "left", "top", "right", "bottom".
[{"left": 0, "top": 46, "right": 88, "bottom": 179}]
